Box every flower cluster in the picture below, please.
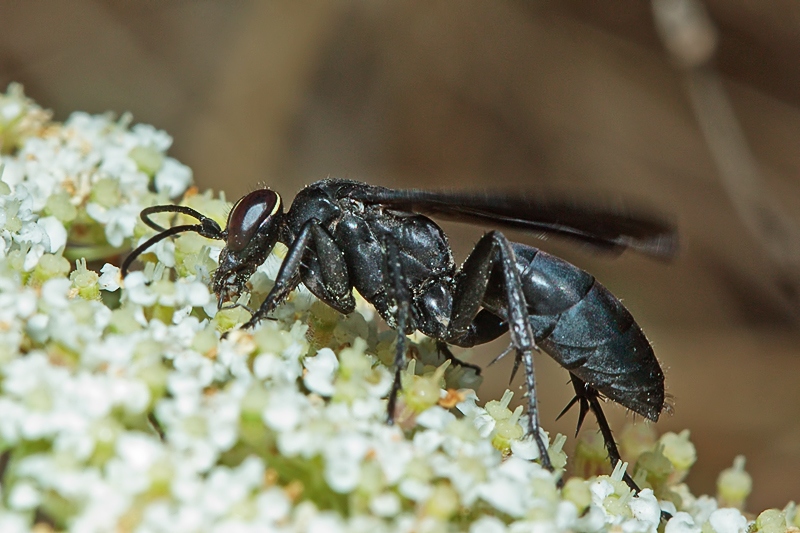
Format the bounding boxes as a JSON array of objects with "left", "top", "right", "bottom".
[{"left": 0, "top": 85, "right": 797, "bottom": 532}]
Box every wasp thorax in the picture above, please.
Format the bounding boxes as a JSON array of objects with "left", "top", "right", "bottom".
[{"left": 226, "top": 189, "right": 282, "bottom": 252}]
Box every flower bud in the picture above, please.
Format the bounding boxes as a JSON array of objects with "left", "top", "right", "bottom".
[
  {"left": 70, "top": 258, "right": 100, "bottom": 300},
  {"left": 659, "top": 430, "right": 696, "bottom": 483},
  {"left": 716, "top": 455, "right": 751, "bottom": 509}
]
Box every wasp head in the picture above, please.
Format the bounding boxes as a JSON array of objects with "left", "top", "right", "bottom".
[{"left": 213, "top": 188, "right": 283, "bottom": 307}]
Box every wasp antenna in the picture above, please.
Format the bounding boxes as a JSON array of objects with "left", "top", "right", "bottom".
[
  {"left": 121, "top": 224, "right": 205, "bottom": 277},
  {"left": 140, "top": 205, "right": 215, "bottom": 232}
]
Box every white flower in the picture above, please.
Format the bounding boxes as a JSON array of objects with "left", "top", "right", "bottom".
[
  {"left": 123, "top": 271, "right": 159, "bottom": 306},
  {"left": 255, "top": 487, "right": 292, "bottom": 524},
  {"left": 307, "top": 512, "right": 345, "bottom": 533},
  {"left": 86, "top": 201, "right": 141, "bottom": 248},
  {"left": 369, "top": 492, "right": 401, "bottom": 517},
  {"left": 1, "top": 99, "right": 22, "bottom": 121},
  {"left": 628, "top": 489, "right": 662, "bottom": 530},
  {"left": 263, "top": 387, "right": 308, "bottom": 433},
  {"left": 510, "top": 434, "right": 542, "bottom": 461},
  {"left": 185, "top": 280, "right": 213, "bottom": 307},
  {"left": 372, "top": 427, "right": 412, "bottom": 484},
  {"left": 706, "top": 508, "right": 748, "bottom": 533},
  {"left": 665, "top": 512, "right": 701, "bottom": 533},
  {"left": 40, "top": 277, "right": 71, "bottom": 309},
  {"left": 98, "top": 263, "right": 121, "bottom": 291},
  {"left": 131, "top": 123, "right": 174, "bottom": 152},
  {"left": 690, "top": 495, "right": 718, "bottom": 525},
  {"left": 412, "top": 429, "right": 446, "bottom": 455},
  {"left": 398, "top": 478, "right": 432, "bottom": 502},
  {"left": 323, "top": 433, "right": 370, "bottom": 493},
  {"left": 155, "top": 157, "right": 192, "bottom": 197},
  {"left": 415, "top": 405, "right": 455, "bottom": 430},
  {"left": 555, "top": 501, "right": 579, "bottom": 530},
  {"left": 7, "top": 482, "right": 40, "bottom": 510},
  {"left": 303, "top": 347, "right": 339, "bottom": 396},
  {"left": 457, "top": 391, "right": 495, "bottom": 437},
  {"left": 477, "top": 475, "right": 528, "bottom": 517},
  {"left": 36, "top": 215, "right": 67, "bottom": 252},
  {"left": 115, "top": 432, "right": 163, "bottom": 470},
  {"left": 591, "top": 477, "right": 615, "bottom": 503},
  {"left": 199, "top": 457, "right": 264, "bottom": 518},
  {"left": 0, "top": 283, "right": 36, "bottom": 321},
  {"left": 470, "top": 516, "right": 508, "bottom": 533},
  {"left": 0, "top": 512, "right": 31, "bottom": 533}
]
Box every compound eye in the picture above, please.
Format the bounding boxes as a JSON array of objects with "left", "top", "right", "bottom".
[{"left": 226, "top": 189, "right": 281, "bottom": 251}]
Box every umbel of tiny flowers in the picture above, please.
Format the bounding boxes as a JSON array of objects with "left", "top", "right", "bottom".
[{"left": 0, "top": 83, "right": 791, "bottom": 533}]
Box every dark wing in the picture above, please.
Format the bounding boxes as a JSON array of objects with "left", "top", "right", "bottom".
[{"left": 354, "top": 187, "right": 677, "bottom": 260}]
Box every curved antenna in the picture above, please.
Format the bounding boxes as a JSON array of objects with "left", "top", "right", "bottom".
[
  {"left": 121, "top": 205, "right": 225, "bottom": 277},
  {"left": 140, "top": 205, "right": 215, "bottom": 232}
]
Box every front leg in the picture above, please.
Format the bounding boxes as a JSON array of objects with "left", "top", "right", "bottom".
[
  {"left": 242, "top": 219, "right": 351, "bottom": 329},
  {"left": 447, "top": 231, "right": 553, "bottom": 472}
]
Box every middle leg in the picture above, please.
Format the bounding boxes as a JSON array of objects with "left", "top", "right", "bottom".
[{"left": 382, "top": 234, "right": 413, "bottom": 425}]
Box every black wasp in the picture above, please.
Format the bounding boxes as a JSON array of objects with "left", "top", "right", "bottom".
[{"left": 122, "top": 178, "right": 676, "bottom": 490}]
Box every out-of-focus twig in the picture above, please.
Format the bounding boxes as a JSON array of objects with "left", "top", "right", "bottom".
[{"left": 652, "top": 0, "right": 800, "bottom": 315}]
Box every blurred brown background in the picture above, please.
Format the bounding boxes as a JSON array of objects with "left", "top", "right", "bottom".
[{"left": 2, "top": 0, "right": 799, "bottom": 511}]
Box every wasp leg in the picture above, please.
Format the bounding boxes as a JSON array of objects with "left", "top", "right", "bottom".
[
  {"left": 382, "top": 234, "right": 413, "bottom": 425},
  {"left": 556, "top": 391, "right": 589, "bottom": 438},
  {"left": 243, "top": 219, "right": 351, "bottom": 328},
  {"left": 435, "top": 342, "right": 482, "bottom": 376},
  {"left": 567, "top": 374, "right": 641, "bottom": 492},
  {"left": 447, "top": 231, "right": 552, "bottom": 471}
]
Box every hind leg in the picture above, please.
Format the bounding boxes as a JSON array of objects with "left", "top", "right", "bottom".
[
  {"left": 560, "top": 374, "right": 640, "bottom": 492},
  {"left": 446, "top": 231, "right": 553, "bottom": 471}
]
